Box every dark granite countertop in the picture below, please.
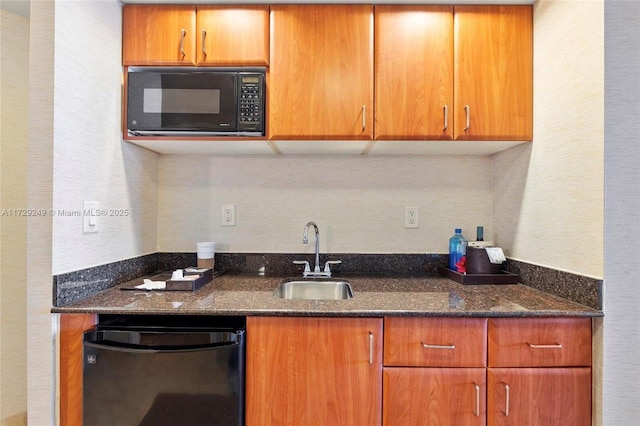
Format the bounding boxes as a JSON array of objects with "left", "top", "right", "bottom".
[{"left": 51, "top": 273, "right": 602, "bottom": 318}]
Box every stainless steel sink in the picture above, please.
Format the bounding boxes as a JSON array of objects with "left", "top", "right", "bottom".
[{"left": 274, "top": 280, "right": 354, "bottom": 300}]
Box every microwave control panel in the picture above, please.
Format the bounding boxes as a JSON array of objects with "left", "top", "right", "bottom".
[{"left": 238, "top": 74, "right": 265, "bottom": 133}]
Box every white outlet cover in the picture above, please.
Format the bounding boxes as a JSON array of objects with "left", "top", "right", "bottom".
[
  {"left": 222, "top": 204, "right": 236, "bottom": 226},
  {"left": 404, "top": 206, "right": 419, "bottom": 229}
]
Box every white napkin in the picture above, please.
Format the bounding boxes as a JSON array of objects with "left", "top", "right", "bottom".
[
  {"left": 135, "top": 279, "right": 166, "bottom": 290},
  {"left": 485, "top": 247, "right": 507, "bottom": 264}
]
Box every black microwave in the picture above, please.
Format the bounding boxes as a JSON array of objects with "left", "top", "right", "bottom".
[{"left": 126, "top": 68, "right": 265, "bottom": 137}]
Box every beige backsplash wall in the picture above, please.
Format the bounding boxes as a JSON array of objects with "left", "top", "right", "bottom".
[
  {"left": 492, "top": 0, "right": 604, "bottom": 279},
  {"left": 158, "top": 155, "right": 492, "bottom": 255}
]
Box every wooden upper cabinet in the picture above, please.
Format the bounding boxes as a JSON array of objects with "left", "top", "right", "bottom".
[
  {"left": 246, "top": 316, "right": 383, "bottom": 426},
  {"left": 454, "top": 5, "right": 533, "bottom": 140},
  {"left": 123, "top": 5, "right": 196, "bottom": 66},
  {"left": 269, "top": 5, "right": 374, "bottom": 140},
  {"left": 196, "top": 5, "right": 269, "bottom": 66},
  {"left": 374, "top": 6, "right": 454, "bottom": 140}
]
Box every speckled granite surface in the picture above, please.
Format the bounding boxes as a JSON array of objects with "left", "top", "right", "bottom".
[
  {"left": 53, "top": 253, "right": 603, "bottom": 316},
  {"left": 52, "top": 272, "right": 602, "bottom": 318}
]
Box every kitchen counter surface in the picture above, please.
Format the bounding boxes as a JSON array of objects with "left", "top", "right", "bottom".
[{"left": 51, "top": 273, "right": 603, "bottom": 317}]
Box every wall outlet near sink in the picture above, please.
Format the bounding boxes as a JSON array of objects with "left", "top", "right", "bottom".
[
  {"left": 222, "top": 204, "right": 236, "bottom": 227},
  {"left": 404, "top": 206, "right": 419, "bottom": 229}
]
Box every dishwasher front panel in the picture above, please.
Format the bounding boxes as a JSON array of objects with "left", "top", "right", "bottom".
[{"left": 83, "top": 318, "right": 245, "bottom": 426}]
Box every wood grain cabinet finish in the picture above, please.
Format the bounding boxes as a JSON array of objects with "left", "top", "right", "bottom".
[
  {"left": 196, "top": 5, "right": 269, "bottom": 66},
  {"left": 384, "top": 367, "right": 487, "bottom": 426},
  {"left": 59, "top": 313, "right": 97, "bottom": 426},
  {"left": 488, "top": 317, "right": 592, "bottom": 367},
  {"left": 268, "top": 5, "right": 374, "bottom": 140},
  {"left": 487, "top": 368, "right": 591, "bottom": 426},
  {"left": 123, "top": 5, "right": 196, "bottom": 66},
  {"left": 383, "top": 317, "right": 488, "bottom": 426},
  {"left": 384, "top": 317, "right": 487, "bottom": 367},
  {"left": 454, "top": 5, "right": 533, "bottom": 140},
  {"left": 374, "top": 6, "right": 454, "bottom": 140},
  {"left": 487, "top": 318, "right": 592, "bottom": 426},
  {"left": 246, "top": 316, "right": 383, "bottom": 426}
]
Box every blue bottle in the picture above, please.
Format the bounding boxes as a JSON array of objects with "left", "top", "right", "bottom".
[{"left": 448, "top": 229, "right": 468, "bottom": 271}]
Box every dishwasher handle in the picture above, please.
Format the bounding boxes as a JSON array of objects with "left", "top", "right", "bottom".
[{"left": 84, "top": 329, "right": 243, "bottom": 353}]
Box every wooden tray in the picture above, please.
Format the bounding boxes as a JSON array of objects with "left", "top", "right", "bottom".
[{"left": 438, "top": 266, "right": 518, "bottom": 285}]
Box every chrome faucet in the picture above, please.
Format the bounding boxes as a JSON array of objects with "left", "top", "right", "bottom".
[
  {"left": 303, "top": 221, "right": 321, "bottom": 274},
  {"left": 294, "top": 221, "right": 342, "bottom": 278}
]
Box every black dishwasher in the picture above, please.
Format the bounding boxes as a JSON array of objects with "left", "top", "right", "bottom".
[{"left": 83, "top": 315, "right": 245, "bottom": 426}]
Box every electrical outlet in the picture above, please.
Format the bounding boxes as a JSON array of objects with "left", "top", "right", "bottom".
[
  {"left": 222, "top": 204, "right": 236, "bottom": 226},
  {"left": 405, "top": 206, "right": 419, "bottom": 229}
]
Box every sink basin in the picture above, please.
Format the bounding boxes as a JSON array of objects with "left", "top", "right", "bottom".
[{"left": 274, "top": 280, "right": 354, "bottom": 300}]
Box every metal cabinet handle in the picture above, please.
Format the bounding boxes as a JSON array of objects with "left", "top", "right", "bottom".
[
  {"left": 201, "top": 29, "right": 207, "bottom": 57},
  {"left": 180, "top": 28, "right": 187, "bottom": 58},
  {"left": 369, "top": 332, "right": 374, "bottom": 365},
  {"left": 362, "top": 105, "right": 366, "bottom": 131},
  {"left": 464, "top": 105, "right": 470, "bottom": 132},
  {"left": 527, "top": 342, "right": 563, "bottom": 349},
  {"left": 473, "top": 382, "right": 480, "bottom": 417},
  {"left": 443, "top": 105, "right": 448, "bottom": 132},
  {"left": 502, "top": 383, "right": 510, "bottom": 416},
  {"left": 421, "top": 342, "right": 455, "bottom": 350}
]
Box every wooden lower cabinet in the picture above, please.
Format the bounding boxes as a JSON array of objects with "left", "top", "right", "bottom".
[
  {"left": 487, "top": 367, "right": 591, "bottom": 426},
  {"left": 246, "top": 316, "right": 383, "bottom": 426},
  {"left": 59, "top": 313, "right": 97, "bottom": 426},
  {"left": 383, "top": 367, "right": 486, "bottom": 426}
]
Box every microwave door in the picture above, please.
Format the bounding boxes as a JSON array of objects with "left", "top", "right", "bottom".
[{"left": 127, "top": 72, "right": 237, "bottom": 134}]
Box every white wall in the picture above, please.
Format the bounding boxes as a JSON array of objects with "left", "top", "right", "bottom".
[
  {"left": 492, "top": 0, "right": 604, "bottom": 279},
  {"left": 158, "top": 155, "right": 493, "bottom": 255},
  {"left": 27, "top": 1, "right": 159, "bottom": 423},
  {"left": 603, "top": 1, "right": 640, "bottom": 423},
  {"left": 0, "top": 8, "right": 29, "bottom": 425},
  {"left": 51, "top": 1, "right": 158, "bottom": 275}
]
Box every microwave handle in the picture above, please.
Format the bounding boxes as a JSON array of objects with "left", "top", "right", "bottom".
[
  {"left": 201, "top": 29, "right": 207, "bottom": 57},
  {"left": 180, "top": 28, "right": 187, "bottom": 58}
]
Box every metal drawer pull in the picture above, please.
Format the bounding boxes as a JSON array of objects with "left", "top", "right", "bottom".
[
  {"left": 201, "top": 29, "right": 207, "bottom": 56},
  {"left": 179, "top": 28, "right": 187, "bottom": 57},
  {"left": 421, "top": 342, "right": 455, "bottom": 350},
  {"left": 502, "top": 383, "right": 510, "bottom": 416},
  {"left": 473, "top": 382, "right": 480, "bottom": 416},
  {"left": 464, "top": 105, "right": 470, "bottom": 131},
  {"left": 443, "top": 105, "right": 448, "bottom": 131},
  {"left": 527, "top": 342, "right": 563, "bottom": 349},
  {"left": 369, "top": 332, "right": 374, "bottom": 365},
  {"left": 362, "top": 105, "right": 366, "bottom": 131}
]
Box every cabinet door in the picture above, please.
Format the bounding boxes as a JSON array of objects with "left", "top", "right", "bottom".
[
  {"left": 384, "top": 317, "right": 487, "bottom": 367},
  {"left": 488, "top": 368, "right": 591, "bottom": 426},
  {"left": 122, "top": 5, "right": 196, "bottom": 66},
  {"left": 196, "top": 5, "right": 269, "bottom": 66},
  {"left": 384, "top": 367, "right": 486, "bottom": 426},
  {"left": 59, "top": 313, "right": 97, "bottom": 426},
  {"left": 374, "top": 6, "right": 454, "bottom": 140},
  {"left": 488, "top": 317, "right": 592, "bottom": 367},
  {"left": 246, "top": 316, "right": 383, "bottom": 426},
  {"left": 454, "top": 6, "right": 533, "bottom": 140},
  {"left": 269, "top": 5, "right": 374, "bottom": 140}
]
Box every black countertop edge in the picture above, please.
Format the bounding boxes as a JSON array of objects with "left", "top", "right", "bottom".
[{"left": 51, "top": 307, "right": 602, "bottom": 318}]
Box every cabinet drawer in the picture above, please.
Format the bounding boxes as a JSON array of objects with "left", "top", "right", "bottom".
[
  {"left": 488, "top": 318, "right": 592, "bottom": 367},
  {"left": 384, "top": 317, "right": 487, "bottom": 367}
]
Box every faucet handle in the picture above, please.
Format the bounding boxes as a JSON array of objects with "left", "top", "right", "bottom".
[
  {"left": 323, "top": 260, "right": 342, "bottom": 275},
  {"left": 293, "top": 260, "right": 311, "bottom": 276}
]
